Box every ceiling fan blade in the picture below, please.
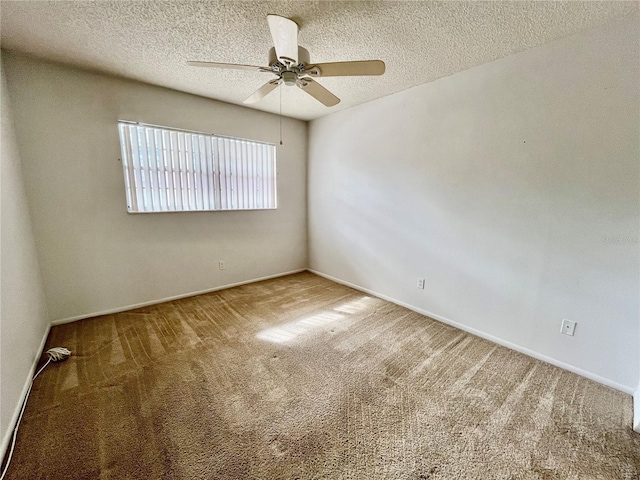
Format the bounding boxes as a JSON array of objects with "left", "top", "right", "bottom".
[
  {"left": 297, "top": 78, "right": 340, "bottom": 107},
  {"left": 243, "top": 80, "right": 281, "bottom": 104},
  {"left": 187, "top": 61, "right": 267, "bottom": 72},
  {"left": 267, "top": 14, "right": 299, "bottom": 65},
  {"left": 306, "top": 60, "right": 385, "bottom": 77}
]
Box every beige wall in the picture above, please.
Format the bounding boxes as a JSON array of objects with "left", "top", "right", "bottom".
[
  {"left": 2, "top": 52, "right": 308, "bottom": 322},
  {"left": 0, "top": 58, "right": 50, "bottom": 454},
  {"left": 308, "top": 15, "right": 640, "bottom": 391}
]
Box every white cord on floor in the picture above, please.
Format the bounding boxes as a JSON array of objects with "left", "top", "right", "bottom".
[
  {"left": 0, "top": 347, "right": 70, "bottom": 480},
  {"left": 46, "top": 347, "right": 71, "bottom": 362}
]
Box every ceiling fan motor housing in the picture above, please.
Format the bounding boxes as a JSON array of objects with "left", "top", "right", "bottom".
[{"left": 268, "top": 46, "right": 310, "bottom": 69}]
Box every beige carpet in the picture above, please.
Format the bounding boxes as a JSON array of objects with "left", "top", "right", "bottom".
[{"left": 4, "top": 272, "right": 639, "bottom": 479}]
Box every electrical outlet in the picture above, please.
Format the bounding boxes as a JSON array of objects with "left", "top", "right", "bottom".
[
  {"left": 560, "top": 319, "right": 576, "bottom": 336},
  {"left": 417, "top": 278, "right": 425, "bottom": 289},
  {"left": 218, "top": 261, "right": 225, "bottom": 270}
]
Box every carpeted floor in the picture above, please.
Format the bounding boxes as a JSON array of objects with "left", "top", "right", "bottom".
[{"left": 4, "top": 272, "right": 639, "bottom": 479}]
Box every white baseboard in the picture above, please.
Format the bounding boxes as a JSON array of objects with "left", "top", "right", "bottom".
[
  {"left": 0, "top": 324, "right": 51, "bottom": 463},
  {"left": 308, "top": 269, "right": 634, "bottom": 396},
  {"left": 634, "top": 385, "right": 640, "bottom": 433},
  {"left": 51, "top": 269, "right": 306, "bottom": 326}
]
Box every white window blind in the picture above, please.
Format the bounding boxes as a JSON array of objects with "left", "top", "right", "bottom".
[{"left": 117, "top": 121, "right": 277, "bottom": 213}]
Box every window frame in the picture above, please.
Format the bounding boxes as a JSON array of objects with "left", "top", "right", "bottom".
[{"left": 117, "top": 120, "right": 277, "bottom": 213}]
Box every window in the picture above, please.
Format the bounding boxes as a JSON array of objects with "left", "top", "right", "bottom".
[{"left": 117, "top": 121, "right": 276, "bottom": 213}]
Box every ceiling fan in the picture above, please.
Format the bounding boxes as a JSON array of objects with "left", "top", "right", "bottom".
[{"left": 187, "top": 14, "right": 385, "bottom": 107}]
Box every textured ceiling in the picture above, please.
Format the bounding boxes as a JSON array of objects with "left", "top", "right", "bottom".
[{"left": 1, "top": 1, "right": 637, "bottom": 121}]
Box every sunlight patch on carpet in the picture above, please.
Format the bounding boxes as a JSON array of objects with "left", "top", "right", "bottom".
[{"left": 257, "top": 296, "right": 372, "bottom": 343}]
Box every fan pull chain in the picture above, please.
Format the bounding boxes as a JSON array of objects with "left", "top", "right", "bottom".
[{"left": 279, "top": 86, "right": 283, "bottom": 145}]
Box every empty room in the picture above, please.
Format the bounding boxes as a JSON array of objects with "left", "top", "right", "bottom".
[{"left": 1, "top": 1, "right": 639, "bottom": 478}]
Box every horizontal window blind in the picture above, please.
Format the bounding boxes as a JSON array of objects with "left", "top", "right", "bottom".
[{"left": 117, "top": 121, "right": 277, "bottom": 213}]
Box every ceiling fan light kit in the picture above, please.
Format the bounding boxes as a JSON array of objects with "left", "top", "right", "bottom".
[{"left": 188, "top": 14, "right": 385, "bottom": 108}]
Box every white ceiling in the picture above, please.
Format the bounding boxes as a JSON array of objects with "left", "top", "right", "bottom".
[{"left": 1, "top": 1, "right": 637, "bottom": 121}]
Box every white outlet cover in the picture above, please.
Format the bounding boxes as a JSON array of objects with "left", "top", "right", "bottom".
[{"left": 560, "top": 319, "right": 576, "bottom": 336}]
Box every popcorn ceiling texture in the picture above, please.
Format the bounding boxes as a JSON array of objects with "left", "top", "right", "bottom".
[{"left": 0, "top": 1, "right": 637, "bottom": 120}]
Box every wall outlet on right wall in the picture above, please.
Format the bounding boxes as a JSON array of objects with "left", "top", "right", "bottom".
[{"left": 560, "top": 319, "right": 577, "bottom": 336}]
